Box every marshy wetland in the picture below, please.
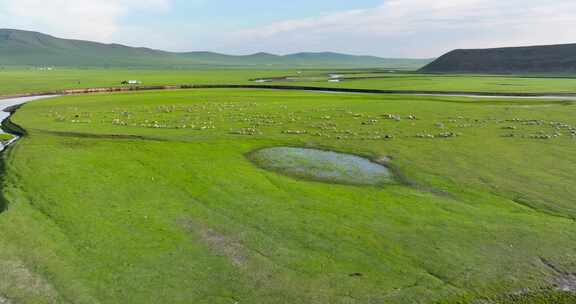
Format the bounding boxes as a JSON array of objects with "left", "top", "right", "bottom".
[
  {"left": 0, "top": 69, "right": 575, "bottom": 303},
  {"left": 249, "top": 147, "right": 394, "bottom": 186}
]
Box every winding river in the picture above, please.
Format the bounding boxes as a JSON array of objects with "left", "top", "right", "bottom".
[{"left": 0, "top": 95, "right": 58, "bottom": 151}]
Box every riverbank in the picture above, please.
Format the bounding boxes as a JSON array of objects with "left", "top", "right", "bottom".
[
  {"left": 0, "top": 96, "right": 59, "bottom": 151},
  {"left": 2, "top": 84, "right": 576, "bottom": 101}
]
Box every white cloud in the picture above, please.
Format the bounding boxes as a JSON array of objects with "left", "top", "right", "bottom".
[
  {"left": 0, "top": 0, "right": 172, "bottom": 42},
  {"left": 1, "top": 0, "right": 576, "bottom": 57},
  {"left": 229, "top": 0, "right": 576, "bottom": 57}
]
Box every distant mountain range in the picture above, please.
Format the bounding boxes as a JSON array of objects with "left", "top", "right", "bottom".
[
  {"left": 420, "top": 43, "right": 576, "bottom": 74},
  {"left": 0, "top": 29, "right": 430, "bottom": 68}
]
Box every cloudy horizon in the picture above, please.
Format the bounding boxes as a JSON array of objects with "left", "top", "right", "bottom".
[{"left": 1, "top": 0, "right": 576, "bottom": 58}]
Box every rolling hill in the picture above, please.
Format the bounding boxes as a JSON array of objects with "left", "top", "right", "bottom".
[
  {"left": 0, "top": 29, "right": 430, "bottom": 68},
  {"left": 420, "top": 43, "right": 576, "bottom": 74}
]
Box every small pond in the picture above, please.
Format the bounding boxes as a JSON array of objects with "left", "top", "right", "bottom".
[{"left": 249, "top": 147, "right": 393, "bottom": 186}]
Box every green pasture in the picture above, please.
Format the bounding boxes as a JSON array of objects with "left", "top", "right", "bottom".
[
  {"left": 0, "top": 89, "right": 575, "bottom": 303},
  {"left": 0, "top": 68, "right": 275, "bottom": 96},
  {"left": 3, "top": 68, "right": 576, "bottom": 97}
]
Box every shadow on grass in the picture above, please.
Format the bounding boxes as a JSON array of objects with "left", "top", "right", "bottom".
[
  {"left": 0, "top": 156, "right": 8, "bottom": 213},
  {"left": 34, "top": 129, "right": 167, "bottom": 142},
  {"left": 0, "top": 116, "right": 25, "bottom": 213}
]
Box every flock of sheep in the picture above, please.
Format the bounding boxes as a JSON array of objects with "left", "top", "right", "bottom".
[{"left": 44, "top": 101, "right": 575, "bottom": 142}]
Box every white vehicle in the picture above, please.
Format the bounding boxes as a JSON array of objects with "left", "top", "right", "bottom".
[{"left": 122, "top": 80, "right": 142, "bottom": 85}]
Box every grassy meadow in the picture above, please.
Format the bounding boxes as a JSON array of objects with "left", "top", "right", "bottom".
[
  {"left": 0, "top": 68, "right": 278, "bottom": 96},
  {"left": 0, "top": 86, "right": 575, "bottom": 303},
  {"left": 3, "top": 68, "right": 576, "bottom": 97}
]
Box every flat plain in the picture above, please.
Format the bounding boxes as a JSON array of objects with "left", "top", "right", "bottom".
[
  {"left": 0, "top": 69, "right": 575, "bottom": 303},
  {"left": 3, "top": 68, "right": 576, "bottom": 96}
]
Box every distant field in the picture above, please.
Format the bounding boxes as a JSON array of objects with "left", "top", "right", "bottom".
[
  {"left": 3, "top": 68, "right": 576, "bottom": 97},
  {"left": 255, "top": 72, "right": 576, "bottom": 93},
  {"left": 1, "top": 89, "right": 576, "bottom": 303},
  {"left": 0, "top": 68, "right": 277, "bottom": 96}
]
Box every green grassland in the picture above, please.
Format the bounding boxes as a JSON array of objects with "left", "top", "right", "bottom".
[
  {"left": 0, "top": 68, "right": 280, "bottom": 96},
  {"left": 299, "top": 74, "right": 576, "bottom": 93},
  {"left": 0, "top": 88, "right": 575, "bottom": 303},
  {"left": 3, "top": 68, "right": 576, "bottom": 97}
]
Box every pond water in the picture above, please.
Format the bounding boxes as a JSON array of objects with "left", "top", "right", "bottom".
[{"left": 249, "top": 147, "right": 393, "bottom": 186}]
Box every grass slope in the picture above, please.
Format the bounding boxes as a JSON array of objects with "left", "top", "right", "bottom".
[
  {"left": 0, "top": 89, "right": 575, "bottom": 303},
  {"left": 421, "top": 43, "right": 576, "bottom": 74},
  {"left": 0, "top": 29, "right": 429, "bottom": 68}
]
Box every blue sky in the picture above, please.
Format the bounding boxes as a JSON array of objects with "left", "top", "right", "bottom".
[
  {"left": 150, "top": 0, "right": 383, "bottom": 26},
  {"left": 1, "top": 0, "right": 576, "bottom": 57}
]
